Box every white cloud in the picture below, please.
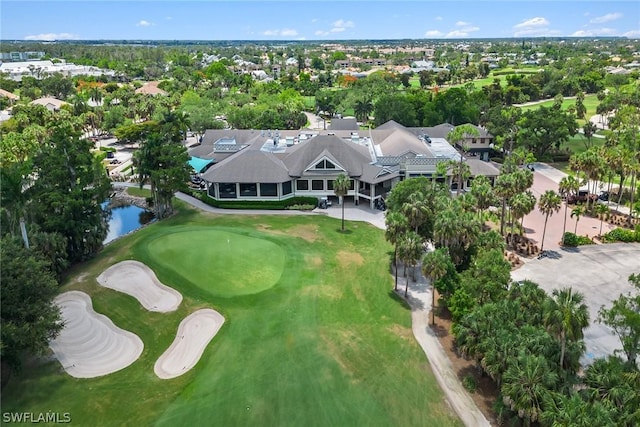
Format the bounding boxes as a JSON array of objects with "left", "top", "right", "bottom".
[
  {"left": 165, "top": 16, "right": 172, "bottom": 21},
  {"left": 446, "top": 28, "right": 479, "bottom": 38},
  {"left": 332, "top": 19, "right": 355, "bottom": 29},
  {"left": 623, "top": 29, "right": 640, "bottom": 38},
  {"left": 590, "top": 13, "right": 622, "bottom": 24},
  {"left": 444, "top": 21, "right": 479, "bottom": 38},
  {"left": 434, "top": 16, "right": 443, "bottom": 21},
  {"left": 263, "top": 28, "right": 299, "bottom": 37},
  {"left": 137, "top": 20, "right": 154, "bottom": 27},
  {"left": 513, "top": 17, "right": 556, "bottom": 36},
  {"left": 571, "top": 27, "right": 617, "bottom": 37},
  {"left": 425, "top": 30, "right": 444, "bottom": 37},
  {"left": 24, "top": 32, "right": 78, "bottom": 41},
  {"left": 314, "top": 19, "right": 355, "bottom": 37},
  {"left": 514, "top": 17, "right": 550, "bottom": 30},
  {"left": 311, "top": 18, "right": 318, "bottom": 23}
]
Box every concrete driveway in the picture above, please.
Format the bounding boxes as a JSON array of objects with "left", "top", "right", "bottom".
[{"left": 511, "top": 243, "right": 640, "bottom": 365}]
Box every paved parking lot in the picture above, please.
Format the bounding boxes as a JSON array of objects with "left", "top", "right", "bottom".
[{"left": 511, "top": 243, "right": 640, "bottom": 364}]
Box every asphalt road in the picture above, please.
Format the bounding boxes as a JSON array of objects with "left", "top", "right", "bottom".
[{"left": 511, "top": 243, "right": 640, "bottom": 365}]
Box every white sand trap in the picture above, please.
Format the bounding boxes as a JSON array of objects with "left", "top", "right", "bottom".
[
  {"left": 154, "top": 309, "right": 225, "bottom": 379},
  {"left": 97, "top": 260, "right": 182, "bottom": 312},
  {"left": 50, "top": 291, "right": 143, "bottom": 378}
]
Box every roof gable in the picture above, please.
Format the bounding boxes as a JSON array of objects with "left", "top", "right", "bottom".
[{"left": 284, "top": 135, "right": 372, "bottom": 177}]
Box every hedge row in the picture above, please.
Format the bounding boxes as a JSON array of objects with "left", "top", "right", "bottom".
[
  {"left": 186, "top": 191, "right": 319, "bottom": 210},
  {"left": 601, "top": 227, "right": 640, "bottom": 243}
]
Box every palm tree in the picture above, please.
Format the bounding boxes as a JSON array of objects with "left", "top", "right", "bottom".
[
  {"left": 509, "top": 191, "right": 536, "bottom": 238},
  {"left": 469, "top": 175, "right": 496, "bottom": 222},
  {"left": 447, "top": 124, "right": 480, "bottom": 195},
  {"left": 559, "top": 175, "right": 580, "bottom": 244},
  {"left": 401, "top": 191, "right": 428, "bottom": 234},
  {"left": 538, "top": 190, "right": 561, "bottom": 252},
  {"left": 543, "top": 287, "right": 590, "bottom": 369},
  {"left": 385, "top": 212, "right": 409, "bottom": 291},
  {"left": 501, "top": 353, "right": 558, "bottom": 427},
  {"left": 333, "top": 173, "right": 350, "bottom": 231},
  {"left": 353, "top": 99, "right": 373, "bottom": 123},
  {"left": 494, "top": 173, "right": 517, "bottom": 236},
  {"left": 398, "top": 231, "right": 423, "bottom": 298},
  {"left": 571, "top": 205, "right": 584, "bottom": 234},
  {"left": 422, "top": 248, "right": 450, "bottom": 325}
]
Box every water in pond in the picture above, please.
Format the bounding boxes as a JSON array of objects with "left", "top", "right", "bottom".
[{"left": 104, "top": 204, "right": 154, "bottom": 244}]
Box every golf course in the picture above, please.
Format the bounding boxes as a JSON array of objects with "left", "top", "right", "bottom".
[{"left": 1, "top": 202, "right": 460, "bottom": 426}]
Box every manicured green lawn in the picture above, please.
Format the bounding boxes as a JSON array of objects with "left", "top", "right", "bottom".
[
  {"left": 518, "top": 93, "right": 600, "bottom": 126},
  {"left": 125, "top": 187, "right": 152, "bottom": 198},
  {"left": 1, "top": 203, "right": 460, "bottom": 427}
]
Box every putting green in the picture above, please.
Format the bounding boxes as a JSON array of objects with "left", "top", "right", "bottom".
[{"left": 145, "top": 229, "right": 285, "bottom": 297}]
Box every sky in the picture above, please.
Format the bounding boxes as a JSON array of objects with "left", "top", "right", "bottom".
[{"left": 1, "top": 1, "right": 639, "bottom": 41}]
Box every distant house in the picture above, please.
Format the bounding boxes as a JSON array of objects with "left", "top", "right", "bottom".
[
  {"left": 413, "top": 122, "right": 495, "bottom": 161},
  {"left": 0, "top": 88, "right": 19, "bottom": 103},
  {"left": 134, "top": 81, "right": 167, "bottom": 96},
  {"left": 30, "top": 97, "right": 67, "bottom": 112}
]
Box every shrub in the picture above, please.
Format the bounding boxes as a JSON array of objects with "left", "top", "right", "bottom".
[
  {"left": 601, "top": 227, "right": 640, "bottom": 243},
  {"left": 99, "top": 146, "right": 117, "bottom": 153},
  {"left": 462, "top": 374, "right": 477, "bottom": 393},
  {"left": 562, "top": 232, "right": 594, "bottom": 247}
]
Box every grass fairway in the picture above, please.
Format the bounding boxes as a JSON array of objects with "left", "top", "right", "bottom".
[{"left": 1, "top": 203, "right": 460, "bottom": 427}]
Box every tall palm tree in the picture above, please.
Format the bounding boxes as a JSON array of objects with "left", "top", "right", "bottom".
[
  {"left": 333, "top": 173, "right": 350, "bottom": 231},
  {"left": 538, "top": 190, "right": 562, "bottom": 252},
  {"left": 494, "top": 173, "right": 517, "bottom": 236},
  {"left": 422, "top": 248, "right": 450, "bottom": 325},
  {"left": 398, "top": 231, "right": 423, "bottom": 298},
  {"left": 402, "top": 191, "right": 428, "bottom": 234},
  {"left": 447, "top": 124, "right": 480, "bottom": 195},
  {"left": 543, "top": 287, "right": 589, "bottom": 369},
  {"left": 559, "top": 175, "right": 580, "bottom": 244},
  {"left": 509, "top": 191, "right": 536, "bottom": 238},
  {"left": 385, "top": 211, "right": 409, "bottom": 291},
  {"left": 469, "top": 175, "right": 496, "bottom": 222},
  {"left": 571, "top": 205, "right": 584, "bottom": 234}
]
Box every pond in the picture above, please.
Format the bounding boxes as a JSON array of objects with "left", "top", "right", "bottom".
[{"left": 104, "top": 204, "right": 154, "bottom": 244}]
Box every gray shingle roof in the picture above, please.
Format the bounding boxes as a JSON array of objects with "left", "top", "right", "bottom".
[
  {"left": 467, "top": 158, "right": 501, "bottom": 177},
  {"left": 284, "top": 135, "right": 373, "bottom": 178},
  {"left": 201, "top": 147, "right": 290, "bottom": 183},
  {"left": 329, "top": 118, "right": 359, "bottom": 131}
]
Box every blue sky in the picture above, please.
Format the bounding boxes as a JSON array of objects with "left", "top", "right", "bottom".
[{"left": 1, "top": 1, "right": 639, "bottom": 41}]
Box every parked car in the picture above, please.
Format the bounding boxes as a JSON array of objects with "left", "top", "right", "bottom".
[
  {"left": 598, "top": 191, "right": 609, "bottom": 201},
  {"left": 568, "top": 190, "right": 598, "bottom": 204}
]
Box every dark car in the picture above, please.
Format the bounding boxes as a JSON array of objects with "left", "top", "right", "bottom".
[
  {"left": 598, "top": 191, "right": 609, "bottom": 201},
  {"left": 568, "top": 190, "right": 598, "bottom": 204}
]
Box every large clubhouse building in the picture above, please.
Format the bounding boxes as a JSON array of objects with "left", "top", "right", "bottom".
[{"left": 189, "top": 120, "right": 499, "bottom": 208}]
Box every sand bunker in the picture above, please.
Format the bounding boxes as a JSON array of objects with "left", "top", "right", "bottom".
[
  {"left": 154, "top": 309, "right": 225, "bottom": 379},
  {"left": 50, "top": 291, "right": 143, "bottom": 378},
  {"left": 97, "top": 260, "right": 182, "bottom": 312}
]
